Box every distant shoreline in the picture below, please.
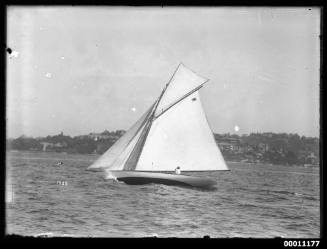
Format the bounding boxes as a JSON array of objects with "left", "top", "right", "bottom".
[
  {"left": 6, "top": 150, "right": 319, "bottom": 168},
  {"left": 6, "top": 149, "right": 99, "bottom": 157},
  {"left": 6, "top": 131, "right": 319, "bottom": 167}
]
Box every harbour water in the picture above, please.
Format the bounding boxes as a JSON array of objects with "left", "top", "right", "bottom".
[{"left": 6, "top": 151, "right": 320, "bottom": 238}]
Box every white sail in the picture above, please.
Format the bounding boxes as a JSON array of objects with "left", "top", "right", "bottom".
[
  {"left": 89, "top": 64, "right": 228, "bottom": 173},
  {"left": 155, "top": 63, "right": 208, "bottom": 117},
  {"left": 87, "top": 104, "right": 153, "bottom": 170},
  {"left": 135, "top": 91, "right": 228, "bottom": 171}
]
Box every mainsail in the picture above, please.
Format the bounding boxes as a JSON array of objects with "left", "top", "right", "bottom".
[
  {"left": 136, "top": 91, "right": 228, "bottom": 171},
  {"left": 88, "top": 63, "right": 229, "bottom": 172}
]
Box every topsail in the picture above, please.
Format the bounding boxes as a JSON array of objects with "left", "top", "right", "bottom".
[{"left": 88, "top": 63, "right": 229, "bottom": 172}]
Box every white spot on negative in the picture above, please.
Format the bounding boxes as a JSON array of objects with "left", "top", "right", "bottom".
[
  {"left": 234, "top": 125, "right": 240, "bottom": 132},
  {"left": 131, "top": 107, "right": 136, "bottom": 112},
  {"left": 61, "top": 56, "right": 65, "bottom": 60},
  {"left": 45, "top": 73, "right": 52, "bottom": 78},
  {"left": 9, "top": 50, "right": 19, "bottom": 59}
]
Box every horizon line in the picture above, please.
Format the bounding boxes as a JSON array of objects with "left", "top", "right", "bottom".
[{"left": 6, "top": 130, "right": 320, "bottom": 140}]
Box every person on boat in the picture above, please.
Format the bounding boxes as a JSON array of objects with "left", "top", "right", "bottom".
[{"left": 175, "top": 166, "right": 181, "bottom": 175}]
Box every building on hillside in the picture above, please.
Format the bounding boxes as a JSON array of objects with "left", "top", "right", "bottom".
[
  {"left": 88, "top": 133, "right": 111, "bottom": 140},
  {"left": 217, "top": 141, "right": 242, "bottom": 152},
  {"left": 305, "top": 152, "right": 318, "bottom": 165},
  {"left": 40, "top": 142, "right": 67, "bottom": 151},
  {"left": 218, "top": 142, "right": 233, "bottom": 151},
  {"left": 54, "top": 142, "right": 67, "bottom": 147},
  {"left": 40, "top": 142, "right": 53, "bottom": 151},
  {"left": 258, "top": 143, "right": 269, "bottom": 153},
  {"left": 88, "top": 130, "right": 126, "bottom": 141}
]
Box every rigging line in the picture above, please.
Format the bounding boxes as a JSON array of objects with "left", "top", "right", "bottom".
[
  {"left": 152, "top": 63, "right": 183, "bottom": 114},
  {"left": 123, "top": 113, "right": 153, "bottom": 171},
  {"left": 122, "top": 65, "right": 182, "bottom": 171},
  {"left": 154, "top": 79, "right": 209, "bottom": 120},
  {"left": 122, "top": 100, "right": 159, "bottom": 171},
  {"left": 94, "top": 64, "right": 182, "bottom": 170},
  {"left": 108, "top": 102, "right": 155, "bottom": 169},
  {"left": 165, "top": 63, "right": 183, "bottom": 89}
]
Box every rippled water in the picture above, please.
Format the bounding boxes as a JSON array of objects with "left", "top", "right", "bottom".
[{"left": 6, "top": 151, "right": 320, "bottom": 238}]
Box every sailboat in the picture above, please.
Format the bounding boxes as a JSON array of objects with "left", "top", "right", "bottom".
[{"left": 87, "top": 63, "right": 229, "bottom": 189}]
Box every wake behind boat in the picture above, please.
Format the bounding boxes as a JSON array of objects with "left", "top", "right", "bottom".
[{"left": 87, "top": 63, "right": 229, "bottom": 189}]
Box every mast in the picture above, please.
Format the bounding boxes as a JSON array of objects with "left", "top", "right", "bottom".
[
  {"left": 152, "top": 62, "right": 183, "bottom": 114},
  {"left": 123, "top": 64, "right": 182, "bottom": 171}
]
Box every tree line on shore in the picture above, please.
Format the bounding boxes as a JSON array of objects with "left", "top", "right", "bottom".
[{"left": 6, "top": 131, "right": 319, "bottom": 166}]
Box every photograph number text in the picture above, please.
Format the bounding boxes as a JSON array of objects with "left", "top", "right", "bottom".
[{"left": 284, "top": 241, "right": 320, "bottom": 247}]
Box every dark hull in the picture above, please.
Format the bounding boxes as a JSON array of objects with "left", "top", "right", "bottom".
[{"left": 108, "top": 171, "right": 217, "bottom": 189}]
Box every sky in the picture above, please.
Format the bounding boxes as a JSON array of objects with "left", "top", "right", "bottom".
[{"left": 6, "top": 7, "right": 320, "bottom": 138}]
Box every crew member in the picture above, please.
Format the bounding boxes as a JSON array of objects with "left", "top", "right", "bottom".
[{"left": 175, "top": 166, "right": 181, "bottom": 175}]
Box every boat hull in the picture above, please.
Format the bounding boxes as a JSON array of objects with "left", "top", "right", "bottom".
[{"left": 108, "top": 171, "right": 217, "bottom": 189}]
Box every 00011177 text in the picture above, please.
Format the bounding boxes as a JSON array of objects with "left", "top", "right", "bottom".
[{"left": 284, "top": 241, "right": 320, "bottom": 247}]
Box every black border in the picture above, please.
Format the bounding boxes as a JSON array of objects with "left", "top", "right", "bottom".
[{"left": 1, "top": 2, "right": 325, "bottom": 248}]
